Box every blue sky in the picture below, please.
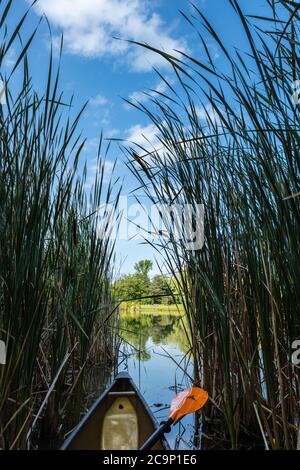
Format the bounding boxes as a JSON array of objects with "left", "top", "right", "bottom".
[{"left": 4, "top": 0, "right": 271, "bottom": 276}]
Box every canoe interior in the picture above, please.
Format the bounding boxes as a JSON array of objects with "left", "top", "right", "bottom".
[{"left": 61, "top": 372, "right": 169, "bottom": 450}]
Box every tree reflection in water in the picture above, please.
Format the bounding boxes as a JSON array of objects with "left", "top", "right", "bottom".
[{"left": 120, "top": 310, "right": 189, "bottom": 361}]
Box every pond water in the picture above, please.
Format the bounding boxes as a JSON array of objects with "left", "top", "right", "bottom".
[{"left": 118, "top": 309, "right": 199, "bottom": 450}]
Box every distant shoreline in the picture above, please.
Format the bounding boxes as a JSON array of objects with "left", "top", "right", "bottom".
[{"left": 119, "top": 304, "right": 184, "bottom": 316}]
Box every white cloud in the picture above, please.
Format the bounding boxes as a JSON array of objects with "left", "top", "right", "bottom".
[
  {"left": 84, "top": 137, "right": 99, "bottom": 152},
  {"left": 196, "top": 103, "right": 222, "bottom": 126},
  {"left": 125, "top": 122, "right": 174, "bottom": 165},
  {"left": 126, "top": 77, "right": 172, "bottom": 108},
  {"left": 126, "top": 123, "right": 160, "bottom": 150},
  {"left": 207, "top": 42, "right": 220, "bottom": 61},
  {"left": 85, "top": 158, "right": 115, "bottom": 188},
  {"left": 90, "top": 94, "right": 109, "bottom": 107},
  {"left": 83, "top": 137, "right": 117, "bottom": 187},
  {"left": 106, "top": 128, "right": 119, "bottom": 138},
  {"left": 2, "top": 47, "right": 17, "bottom": 68},
  {"left": 32, "top": 0, "right": 187, "bottom": 72}
]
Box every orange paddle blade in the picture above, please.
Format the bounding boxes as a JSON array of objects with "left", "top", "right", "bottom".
[{"left": 169, "top": 387, "right": 209, "bottom": 422}]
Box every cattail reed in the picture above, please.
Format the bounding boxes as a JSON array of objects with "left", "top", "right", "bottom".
[
  {"left": 127, "top": 0, "right": 300, "bottom": 449},
  {"left": 0, "top": 0, "right": 120, "bottom": 449}
]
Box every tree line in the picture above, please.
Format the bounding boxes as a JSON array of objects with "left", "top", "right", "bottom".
[{"left": 114, "top": 260, "right": 181, "bottom": 305}]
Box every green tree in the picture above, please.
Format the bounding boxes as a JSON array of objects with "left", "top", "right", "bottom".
[
  {"left": 150, "top": 275, "right": 172, "bottom": 304},
  {"left": 114, "top": 259, "right": 153, "bottom": 304},
  {"left": 134, "top": 260, "right": 153, "bottom": 277},
  {"left": 114, "top": 260, "right": 183, "bottom": 305}
]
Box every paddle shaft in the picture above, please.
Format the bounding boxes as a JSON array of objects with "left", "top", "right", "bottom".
[{"left": 140, "top": 418, "right": 173, "bottom": 450}]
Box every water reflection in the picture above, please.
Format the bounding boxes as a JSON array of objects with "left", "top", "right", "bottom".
[
  {"left": 120, "top": 311, "right": 189, "bottom": 359},
  {"left": 119, "top": 309, "right": 197, "bottom": 450}
]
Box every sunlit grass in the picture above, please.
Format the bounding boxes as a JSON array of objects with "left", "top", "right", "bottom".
[{"left": 120, "top": 303, "right": 184, "bottom": 316}]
